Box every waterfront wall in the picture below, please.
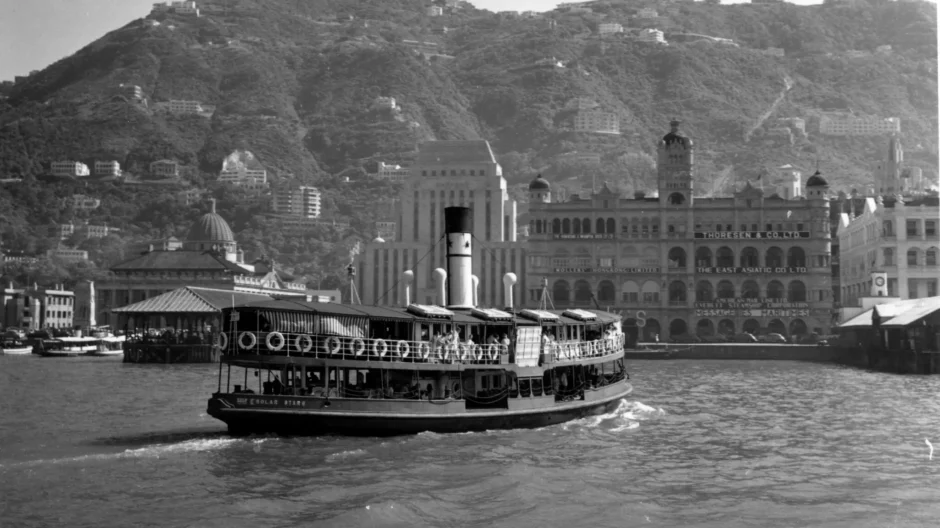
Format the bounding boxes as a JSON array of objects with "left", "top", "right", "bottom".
[
  {"left": 123, "top": 343, "right": 219, "bottom": 363},
  {"left": 634, "top": 343, "right": 837, "bottom": 361}
]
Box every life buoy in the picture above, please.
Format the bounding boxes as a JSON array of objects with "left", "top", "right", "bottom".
[
  {"left": 350, "top": 338, "right": 366, "bottom": 356},
  {"left": 487, "top": 344, "right": 498, "bottom": 362},
  {"left": 325, "top": 336, "right": 342, "bottom": 355},
  {"left": 397, "top": 340, "right": 409, "bottom": 358},
  {"left": 473, "top": 344, "right": 483, "bottom": 361},
  {"left": 373, "top": 339, "right": 388, "bottom": 358},
  {"left": 238, "top": 332, "right": 256, "bottom": 350},
  {"left": 296, "top": 334, "right": 313, "bottom": 353},
  {"left": 459, "top": 343, "right": 471, "bottom": 361},
  {"left": 419, "top": 342, "right": 431, "bottom": 360},
  {"left": 218, "top": 332, "right": 228, "bottom": 350},
  {"left": 266, "top": 332, "right": 285, "bottom": 351}
]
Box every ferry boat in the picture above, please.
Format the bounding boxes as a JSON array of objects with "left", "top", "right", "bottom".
[
  {"left": 207, "top": 207, "right": 632, "bottom": 436},
  {"left": 36, "top": 337, "right": 100, "bottom": 357},
  {"left": 1, "top": 337, "right": 32, "bottom": 355},
  {"left": 89, "top": 335, "right": 125, "bottom": 357}
]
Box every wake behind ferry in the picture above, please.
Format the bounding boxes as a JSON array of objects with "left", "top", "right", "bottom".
[{"left": 207, "top": 207, "right": 631, "bottom": 435}]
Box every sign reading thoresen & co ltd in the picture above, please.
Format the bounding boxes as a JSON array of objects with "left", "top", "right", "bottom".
[{"left": 693, "top": 231, "right": 810, "bottom": 240}]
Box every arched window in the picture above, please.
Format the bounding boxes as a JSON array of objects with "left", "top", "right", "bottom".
[
  {"left": 669, "top": 318, "right": 688, "bottom": 337},
  {"left": 787, "top": 247, "right": 806, "bottom": 267},
  {"left": 768, "top": 319, "right": 787, "bottom": 336},
  {"left": 907, "top": 249, "right": 919, "bottom": 266},
  {"left": 668, "top": 280, "right": 687, "bottom": 302},
  {"left": 787, "top": 280, "right": 806, "bottom": 302},
  {"left": 641, "top": 280, "right": 660, "bottom": 303},
  {"left": 927, "top": 248, "right": 938, "bottom": 266},
  {"left": 597, "top": 280, "right": 616, "bottom": 303},
  {"left": 716, "top": 247, "right": 734, "bottom": 267},
  {"left": 668, "top": 247, "right": 686, "bottom": 268},
  {"left": 741, "top": 280, "right": 760, "bottom": 299},
  {"left": 695, "top": 247, "right": 713, "bottom": 268},
  {"left": 574, "top": 280, "right": 593, "bottom": 303},
  {"left": 596, "top": 218, "right": 605, "bottom": 234},
  {"left": 883, "top": 220, "right": 893, "bottom": 237},
  {"left": 767, "top": 280, "right": 785, "bottom": 299},
  {"left": 884, "top": 248, "right": 894, "bottom": 266},
  {"left": 789, "top": 319, "right": 807, "bottom": 338},
  {"left": 740, "top": 247, "right": 759, "bottom": 267},
  {"left": 606, "top": 218, "right": 615, "bottom": 234},
  {"left": 717, "top": 280, "right": 735, "bottom": 299},
  {"left": 553, "top": 280, "right": 570, "bottom": 302},
  {"left": 582, "top": 218, "right": 591, "bottom": 234},
  {"left": 766, "top": 247, "right": 784, "bottom": 268},
  {"left": 668, "top": 192, "right": 685, "bottom": 205},
  {"left": 695, "top": 280, "right": 714, "bottom": 302},
  {"left": 742, "top": 319, "right": 760, "bottom": 334},
  {"left": 643, "top": 319, "right": 660, "bottom": 342},
  {"left": 621, "top": 281, "right": 639, "bottom": 303},
  {"left": 696, "top": 319, "right": 715, "bottom": 337},
  {"left": 573, "top": 218, "right": 581, "bottom": 234},
  {"left": 562, "top": 218, "right": 570, "bottom": 234}
]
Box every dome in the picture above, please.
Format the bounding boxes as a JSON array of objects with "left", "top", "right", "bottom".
[
  {"left": 806, "top": 170, "right": 829, "bottom": 187},
  {"left": 529, "top": 174, "right": 551, "bottom": 191},
  {"left": 186, "top": 199, "right": 234, "bottom": 244},
  {"left": 662, "top": 119, "right": 693, "bottom": 147},
  {"left": 372, "top": 236, "right": 385, "bottom": 243}
]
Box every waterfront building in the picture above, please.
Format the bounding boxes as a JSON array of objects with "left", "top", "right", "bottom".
[
  {"left": 51, "top": 161, "right": 90, "bottom": 177},
  {"left": 819, "top": 113, "right": 900, "bottom": 136},
  {"left": 95, "top": 200, "right": 308, "bottom": 327},
  {"left": 1, "top": 283, "right": 74, "bottom": 331},
  {"left": 574, "top": 110, "right": 620, "bottom": 135},
  {"left": 526, "top": 120, "right": 834, "bottom": 342},
  {"left": 357, "top": 140, "right": 525, "bottom": 308},
  {"left": 94, "top": 160, "right": 122, "bottom": 177},
  {"left": 271, "top": 185, "right": 321, "bottom": 219}
]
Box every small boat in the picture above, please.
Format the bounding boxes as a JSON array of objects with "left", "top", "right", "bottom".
[
  {"left": 37, "top": 337, "right": 100, "bottom": 357},
  {"left": 207, "top": 207, "right": 632, "bottom": 436},
  {"left": 1, "top": 338, "right": 33, "bottom": 355},
  {"left": 89, "top": 335, "right": 125, "bottom": 357}
]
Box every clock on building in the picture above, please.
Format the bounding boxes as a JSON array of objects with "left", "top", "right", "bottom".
[{"left": 875, "top": 276, "right": 886, "bottom": 287}]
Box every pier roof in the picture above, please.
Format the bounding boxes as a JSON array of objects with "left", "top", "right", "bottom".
[
  {"left": 112, "top": 287, "right": 272, "bottom": 313},
  {"left": 840, "top": 297, "right": 940, "bottom": 329}
]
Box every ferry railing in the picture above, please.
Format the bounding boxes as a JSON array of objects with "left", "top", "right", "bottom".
[
  {"left": 220, "top": 331, "right": 627, "bottom": 365},
  {"left": 222, "top": 332, "right": 509, "bottom": 365}
]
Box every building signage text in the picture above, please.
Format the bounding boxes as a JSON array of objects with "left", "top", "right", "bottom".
[
  {"left": 696, "top": 267, "right": 808, "bottom": 274},
  {"left": 553, "top": 267, "right": 660, "bottom": 274},
  {"left": 553, "top": 234, "right": 615, "bottom": 240},
  {"left": 693, "top": 308, "right": 811, "bottom": 318},
  {"left": 694, "top": 300, "right": 809, "bottom": 309},
  {"left": 694, "top": 231, "right": 810, "bottom": 240}
]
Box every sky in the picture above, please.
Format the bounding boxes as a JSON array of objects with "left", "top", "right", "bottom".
[{"left": 0, "top": 0, "right": 926, "bottom": 80}]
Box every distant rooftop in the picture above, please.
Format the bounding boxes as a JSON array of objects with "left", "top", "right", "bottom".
[{"left": 416, "top": 140, "right": 497, "bottom": 165}]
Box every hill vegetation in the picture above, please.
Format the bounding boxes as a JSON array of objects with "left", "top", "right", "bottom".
[{"left": 0, "top": 0, "right": 937, "bottom": 289}]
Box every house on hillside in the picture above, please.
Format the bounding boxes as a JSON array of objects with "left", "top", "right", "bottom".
[
  {"left": 598, "top": 23, "right": 623, "bottom": 35},
  {"left": 150, "top": 159, "right": 180, "bottom": 178},
  {"left": 427, "top": 5, "right": 443, "bottom": 16}
]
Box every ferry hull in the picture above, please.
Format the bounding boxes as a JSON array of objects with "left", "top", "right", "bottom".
[{"left": 208, "top": 385, "right": 631, "bottom": 436}]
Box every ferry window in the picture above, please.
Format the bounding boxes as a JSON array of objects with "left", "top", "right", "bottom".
[
  {"left": 519, "top": 379, "right": 531, "bottom": 397},
  {"left": 531, "top": 378, "right": 543, "bottom": 397}
]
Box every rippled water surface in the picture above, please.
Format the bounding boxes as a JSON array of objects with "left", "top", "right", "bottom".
[{"left": 2, "top": 357, "right": 939, "bottom": 527}]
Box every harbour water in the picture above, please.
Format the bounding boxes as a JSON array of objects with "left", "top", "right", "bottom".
[{"left": 1, "top": 357, "right": 938, "bottom": 527}]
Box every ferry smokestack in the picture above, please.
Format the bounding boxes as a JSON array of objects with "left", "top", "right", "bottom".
[
  {"left": 432, "top": 268, "right": 447, "bottom": 306},
  {"left": 402, "top": 270, "right": 414, "bottom": 306},
  {"left": 471, "top": 275, "right": 479, "bottom": 307},
  {"left": 444, "top": 207, "right": 474, "bottom": 309},
  {"left": 503, "top": 272, "right": 517, "bottom": 310}
]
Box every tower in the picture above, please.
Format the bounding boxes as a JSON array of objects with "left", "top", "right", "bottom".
[
  {"left": 778, "top": 164, "right": 802, "bottom": 200},
  {"left": 876, "top": 136, "right": 903, "bottom": 196},
  {"left": 657, "top": 119, "right": 694, "bottom": 206},
  {"left": 528, "top": 174, "right": 552, "bottom": 203}
]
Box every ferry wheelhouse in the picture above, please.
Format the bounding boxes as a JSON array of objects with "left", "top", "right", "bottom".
[{"left": 207, "top": 207, "right": 631, "bottom": 435}]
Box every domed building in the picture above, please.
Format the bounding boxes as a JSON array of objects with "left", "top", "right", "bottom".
[{"left": 95, "top": 199, "right": 315, "bottom": 331}]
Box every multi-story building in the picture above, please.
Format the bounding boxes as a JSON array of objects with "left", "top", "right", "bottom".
[
  {"left": 218, "top": 150, "right": 268, "bottom": 190},
  {"left": 819, "top": 113, "right": 901, "bottom": 136},
  {"left": 180, "top": 188, "right": 204, "bottom": 205},
  {"left": 94, "top": 160, "right": 122, "bottom": 177},
  {"left": 171, "top": 1, "right": 199, "bottom": 15},
  {"left": 358, "top": 140, "right": 526, "bottom": 308},
  {"left": 526, "top": 120, "right": 834, "bottom": 342},
  {"left": 427, "top": 5, "right": 443, "bottom": 16},
  {"left": 271, "top": 185, "right": 321, "bottom": 219},
  {"left": 375, "top": 221, "right": 397, "bottom": 240},
  {"left": 599, "top": 23, "right": 623, "bottom": 35},
  {"left": 150, "top": 159, "right": 180, "bottom": 178},
  {"left": 86, "top": 225, "right": 119, "bottom": 238},
  {"left": 118, "top": 84, "right": 142, "bottom": 100},
  {"left": 54, "top": 223, "right": 75, "bottom": 240},
  {"left": 574, "top": 110, "right": 620, "bottom": 135},
  {"left": 637, "top": 29, "right": 666, "bottom": 44},
  {"left": 71, "top": 194, "right": 101, "bottom": 210},
  {"left": 95, "top": 200, "right": 308, "bottom": 327},
  {"left": 51, "top": 161, "right": 90, "bottom": 177},
  {"left": 1, "top": 284, "right": 75, "bottom": 330},
  {"left": 373, "top": 96, "right": 398, "bottom": 110},
  {"left": 375, "top": 162, "right": 410, "bottom": 182},
  {"left": 46, "top": 248, "right": 89, "bottom": 262},
  {"left": 636, "top": 8, "right": 658, "bottom": 18}
]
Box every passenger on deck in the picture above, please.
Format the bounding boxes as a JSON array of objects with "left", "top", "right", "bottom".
[{"left": 272, "top": 377, "right": 283, "bottom": 395}]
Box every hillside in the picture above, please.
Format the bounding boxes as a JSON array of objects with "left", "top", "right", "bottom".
[{"left": 0, "top": 0, "right": 937, "bottom": 288}]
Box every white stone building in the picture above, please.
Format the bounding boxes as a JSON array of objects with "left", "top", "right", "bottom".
[
  {"left": 218, "top": 150, "right": 268, "bottom": 190},
  {"left": 427, "top": 5, "right": 443, "bottom": 16},
  {"left": 46, "top": 248, "right": 89, "bottom": 262},
  {"left": 819, "top": 113, "right": 901, "bottom": 136},
  {"left": 71, "top": 194, "right": 101, "bottom": 210},
  {"left": 171, "top": 1, "right": 199, "bottom": 15},
  {"left": 94, "top": 160, "right": 122, "bottom": 177},
  {"left": 598, "top": 23, "right": 623, "bottom": 35},
  {"left": 574, "top": 110, "right": 620, "bottom": 135},
  {"left": 376, "top": 162, "right": 410, "bottom": 182},
  {"left": 271, "top": 186, "right": 321, "bottom": 219},
  {"left": 373, "top": 96, "right": 398, "bottom": 110},
  {"left": 51, "top": 161, "right": 90, "bottom": 177},
  {"left": 150, "top": 159, "right": 180, "bottom": 178},
  {"left": 637, "top": 28, "right": 666, "bottom": 44}
]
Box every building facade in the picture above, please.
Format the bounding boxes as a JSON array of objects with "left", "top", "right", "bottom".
[
  {"left": 376, "top": 162, "right": 410, "bottom": 182},
  {"left": 358, "top": 140, "right": 526, "bottom": 308},
  {"left": 1, "top": 284, "right": 74, "bottom": 330},
  {"left": 271, "top": 185, "right": 321, "bottom": 219},
  {"left": 598, "top": 23, "right": 623, "bottom": 35},
  {"left": 51, "top": 161, "right": 90, "bottom": 177},
  {"left": 71, "top": 194, "right": 101, "bottom": 210},
  {"left": 574, "top": 110, "right": 620, "bottom": 134},
  {"left": 94, "top": 160, "right": 122, "bottom": 177},
  {"left": 150, "top": 159, "right": 180, "bottom": 178},
  {"left": 526, "top": 120, "right": 834, "bottom": 342},
  {"left": 637, "top": 29, "right": 666, "bottom": 44},
  {"left": 819, "top": 113, "right": 901, "bottom": 136}
]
